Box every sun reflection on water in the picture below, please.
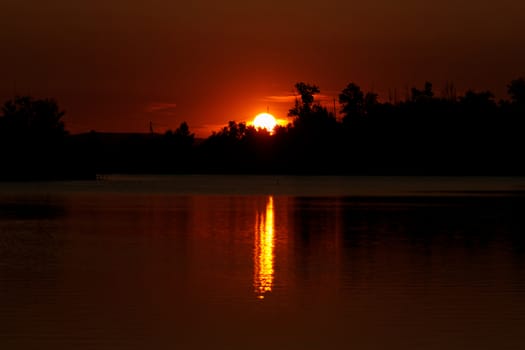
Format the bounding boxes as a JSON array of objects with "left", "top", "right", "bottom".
[{"left": 254, "top": 196, "right": 275, "bottom": 299}]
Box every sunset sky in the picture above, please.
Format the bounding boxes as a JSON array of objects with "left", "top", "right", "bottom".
[{"left": 1, "top": 0, "right": 524, "bottom": 136}]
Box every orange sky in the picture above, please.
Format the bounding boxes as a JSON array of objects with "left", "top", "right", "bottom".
[{"left": 1, "top": 0, "right": 524, "bottom": 136}]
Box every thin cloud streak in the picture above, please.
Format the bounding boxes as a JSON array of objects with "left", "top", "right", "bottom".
[
  {"left": 146, "top": 102, "right": 178, "bottom": 114},
  {"left": 261, "top": 93, "right": 337, "bottom": 104},
  {"left": 262, "top": 95, "right": 297, "bottom": 103}
]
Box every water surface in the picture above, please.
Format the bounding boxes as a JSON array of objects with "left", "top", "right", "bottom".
[{"left": 1, "top": 176, "right": 525, "bottom": 349}]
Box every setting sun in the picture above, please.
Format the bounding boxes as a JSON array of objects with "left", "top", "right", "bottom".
[{"left": 252, "top": 113, "right": 277, "bottom": 132}]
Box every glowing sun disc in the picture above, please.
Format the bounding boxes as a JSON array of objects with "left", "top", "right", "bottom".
[{"left": 253, "top": 113, "right": 277, "bottom": 131}]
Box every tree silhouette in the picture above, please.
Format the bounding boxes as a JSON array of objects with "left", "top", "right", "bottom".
[
  {"left": 460, "top": 90, "right": 496, "bottom": 108},
  {"left": 172, "top": 121, "right": 195, "bottom": 148},
  {"left": 161, "top": 121, "right": 195, "bottom": 172},
  {"left": 1, "top": 96, "right": 66, "bottom": 140},
  {"left": 0, "top": 96, "right": 72, "bottom": 180},
  {"left": 364, "top": 92, "right": 379, "bottom": 116},
  {"left": 411, "top": 81, "right": 434, "bottom": 101},
  {"left": 289, "top": 82, "right": 320, "bottom": 117},
  {"left": 217, "top": 120, "right": 247, "bottom": 140},
  {"left": 339, "top": 83, "right": 364, "bottom": 122},
  {"left": 286, "top": 82, "right": 336, "bottom": 132}
]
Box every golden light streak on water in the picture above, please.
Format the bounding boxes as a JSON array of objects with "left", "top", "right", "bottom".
[{"left": 254, "top": 196, "right": 275, "bottom": 299}]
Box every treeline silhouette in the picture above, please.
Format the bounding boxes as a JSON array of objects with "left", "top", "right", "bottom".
[
  {"left": 1, "top": 78, "right": 525, "bottom": 179},
  {"left": 0, "top": 96, "right": 92, "bottom": 180}
]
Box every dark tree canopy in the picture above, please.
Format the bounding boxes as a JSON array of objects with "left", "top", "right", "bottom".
[
  {"left": 460, "top": 90, "right": 496, "bottom": 107},
  {"left": 0, "top": 96, "right": 90, "bottom": 180},
  {"left": 339, "top": 83, "right": 364, "bottom": 122},
  {"left": 166, "top": 121, "right": 195, "bottom": 149},
  {"left": 289, "top": 82, "right": 320, "bottom": 117},
  {"left": 287, "top": 82, "right": 336, "bottom": 134},
  {"left": 0, "top": 96, "right": 66, "bottom": 140},
  {"left": 411, "top": 81, "right": 434, "bottom": 101},
  {"left": 174, "top": 121, "right": 193, "bottom": 139}
]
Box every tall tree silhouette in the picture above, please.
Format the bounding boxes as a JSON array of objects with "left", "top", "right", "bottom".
[
  {"left": 339, "top": 83, "right": 364, "bottom": 122},
  {"left": 288, "top": 82, "right": 336, "bottom": 131},
  {"left": 284, "top": 82, "right": 338, "bottom": 172},
  {"left": 289, "top": 82, "right": 320, "bottom": 117}
]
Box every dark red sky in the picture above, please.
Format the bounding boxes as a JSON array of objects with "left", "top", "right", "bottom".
[{"left": 1, "top": 0, "right": 524, "bottom": 136}]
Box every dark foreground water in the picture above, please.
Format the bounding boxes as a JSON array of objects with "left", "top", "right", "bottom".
[{"left": 1, "top": 176, "right": 525, "bottom": 349}]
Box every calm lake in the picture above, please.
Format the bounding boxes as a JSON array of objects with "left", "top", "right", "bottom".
[{"left": 1, "top": 176, "right": 525, "bottom": 349}]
